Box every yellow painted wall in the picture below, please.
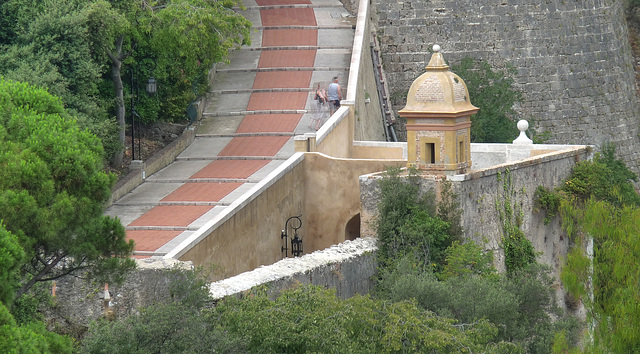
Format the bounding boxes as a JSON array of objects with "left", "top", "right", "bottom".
[
  {"left": 179, "top": 153, "right": 404, "bottom": 281},
  {"left": 302, "top": 153, "right": 404, "bottom": 251}
]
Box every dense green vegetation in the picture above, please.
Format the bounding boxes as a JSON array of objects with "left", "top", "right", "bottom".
[
  {"left": 0, "top": 0, "right": 251, "bottom": 166},
  {"left": 373, "top": 168, "right": 577, "bottom": 352},
  {"left": 535, "top": 144, "right": 640, "bottom": 351},
  {"left": 79, "top": 167, "right": 577, "bottom": 352},
  {"left": 452, "top": 58, "right": 522, "bottom": 143},
  {"left": 497, "top": 170, "right": 536, "bottom": 274},
  {"left": 82, "top": 279, "right": 520, "bottom": 353},
  {"left": 0, "top": 78, "right": 137, "bottom": 352}
]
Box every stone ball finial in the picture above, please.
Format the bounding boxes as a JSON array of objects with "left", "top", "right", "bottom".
[
  {"left": 433, "top": 44, "right": 441, "bottom": 53},
  {"left": 517, "top": 119, "right": 529, "bottom": 132},
  {"left": 513, "top": 119, "right": 533, "bottom": 144}
]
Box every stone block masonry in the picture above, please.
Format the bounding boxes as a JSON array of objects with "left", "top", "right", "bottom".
[
  {"left": 372, "top": 0, "right": 640, "bottom": 173},
  {"left": 359, "top": 144, "right": 593, "bottom": 313}
]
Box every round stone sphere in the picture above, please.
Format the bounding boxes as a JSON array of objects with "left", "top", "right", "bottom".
[{"left": 517, "top": 119, "right": 529, "bottom": 132}]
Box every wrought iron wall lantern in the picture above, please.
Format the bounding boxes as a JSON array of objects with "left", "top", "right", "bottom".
[{"left": 281, "top": 215, "right": 303, "bottom": 257}]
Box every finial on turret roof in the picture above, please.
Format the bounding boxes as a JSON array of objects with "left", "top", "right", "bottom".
[{"left": 426, "top": 44, "right": 448, "bottom": 69}]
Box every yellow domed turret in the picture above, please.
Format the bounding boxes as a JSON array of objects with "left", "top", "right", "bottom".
[{"left": 398, "top": 45, "right": 478, "bottom": 174}]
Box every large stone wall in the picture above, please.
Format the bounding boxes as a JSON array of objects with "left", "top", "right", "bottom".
[
  {"left": 360, "top": 145, "right": 593, "bottom": 311},
  {"left": 372, "top": 0, "right": 640, "bottom": 172}
]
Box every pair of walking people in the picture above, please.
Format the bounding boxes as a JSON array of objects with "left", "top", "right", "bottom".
[{"left": 309, "top": 77, "right": 341, "bottom": 130}]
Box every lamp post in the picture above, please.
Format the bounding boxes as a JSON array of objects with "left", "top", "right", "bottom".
[
  {"left": 129, "top": 57, "right": 157, "bottom": 161},
  {"left": 281, "top": 215, "right": 303, "bottom": 257}
]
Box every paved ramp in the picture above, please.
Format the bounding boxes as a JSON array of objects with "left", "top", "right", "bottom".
[{"left": 105, "top": 0, "right": 355, "bottom": 258}]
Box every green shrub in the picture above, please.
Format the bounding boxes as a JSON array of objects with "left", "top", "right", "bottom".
[{"left": 452, "top": 58, "right": 521, "bottom": 143}]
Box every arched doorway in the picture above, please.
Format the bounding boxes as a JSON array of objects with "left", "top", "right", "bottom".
[{"left": 344, "top": 213, "right": 361, "bottom": 241}]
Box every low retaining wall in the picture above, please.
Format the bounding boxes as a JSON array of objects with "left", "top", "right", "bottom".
[
  {"left": 208, "top": 237, "right": 378, "bottom": 300},
  {"left": 46, "top": 239, "right": 378, "bottom": 332},
  {"left": 106, "top": 125, "right": 197, "bottom": 208}
]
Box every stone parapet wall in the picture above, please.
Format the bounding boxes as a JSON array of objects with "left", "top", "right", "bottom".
[
  {"left": 360, "top": 145, "right": 593, "bottom": 310},
  {"left": 45, "top": 258, "right": 193, "bottom": 331},
  {"left": 372, "top": 0, "right": 640, "bottom": 172},
  {"left": 46, "top": 240, "right": 377, "bottom": 332},
  {"left": 209, "top": 237, "right": 377, "bottom": 300}
]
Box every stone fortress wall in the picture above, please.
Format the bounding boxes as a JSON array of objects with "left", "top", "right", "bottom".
[{"left": 371, "top": 0, "right": 640, "bottom": 172}]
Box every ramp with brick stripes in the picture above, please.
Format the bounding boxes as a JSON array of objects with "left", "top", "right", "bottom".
[{"left": 105, "top": 0, "right": 355, "bottom": 258}]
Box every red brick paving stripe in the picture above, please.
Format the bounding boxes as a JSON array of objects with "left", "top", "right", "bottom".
[
  {"left": 128, "top": 205, "right": 213, "bottom": 227},
  {"left": 127, "top": 230, "right": 182, "bottom": 252},
  {"left": 253, "top": 72, "right": 312, "bottom": 89},
  {"left": 258, "top": 50, "right": 316, "bottom": 68},
  {"left": 247, "top": 92, "right": 308, "bottom": 111},
  {"left": 262, "top": 29, "right": 317, "bottom": 47},
  {"left": 219, "top": 136, "right": 290, "bottom": 156},
  {"left": 161, "top": 182, "right": 243, "bottom": 202},
  {"left": 236, "top": 114, "right": 302, "bottom": 133},
  {"left": 260, "top": 8, "right": 316, "bottom": 26},
  {"left": 191, "top": 160, "right": 270, "bottom": 179},
  {"left": 256, "top": 0, "right": 310, "bottom": 5}
]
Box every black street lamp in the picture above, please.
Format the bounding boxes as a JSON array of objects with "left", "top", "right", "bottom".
[
  {"left": 129, "top": 57, "right": 157, "bottom": 161},
  {"left": 281, "top": 215, "right": 303, "bottom": 257}
]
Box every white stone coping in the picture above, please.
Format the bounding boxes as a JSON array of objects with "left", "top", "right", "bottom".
[
  {"left": 163, "top": 153, "right": 306, "bottom": 260},
  {"left": 449, "top": 144, "right": 593, "bottom": 182},
  {"left": 469, "top": 142, "right": 582, "bottom": 153},
  {"left": 353, "top": 140, "right": 408, "bottom": 160},
  {"left": 208, "top": 237, "right": 377, "bottom": 299},
  {"left": 344, "top": 0, "right": 369, "bottom": 103}
]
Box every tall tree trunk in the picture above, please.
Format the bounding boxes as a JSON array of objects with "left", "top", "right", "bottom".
[
  {"left": 108, "top": 36, "right": 128, "bottom": 168},
  {"left": 111, "top": 58, "right": 125, "bottom": 168}
]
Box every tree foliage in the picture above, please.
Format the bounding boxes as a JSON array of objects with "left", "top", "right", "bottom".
[
  {"left": 212, "top": 285, "right": 518, "bottom": 353},
  {"left": 561, "top": 199, "right": 640, "bottom": 352},
  {"left": 439, "top": 240, "right": 498, "bottom": 281},
  {"left": 375, "top": 167, "right": 460, "bottom": 273},
  {"left": 452, "top": 58, "right": 522, "bottom": 143},
  {"left": 533, "top": 144, "right": 640, "bottom": 351},
  {"left": 378, "top": 256, "right": 577, "bottom": 353},
  {"left": 0, "top": 0, "right": 120, "bottom": 159},
  {"left": 0, "top": 0, "right": 252, "bottom": 166},
  {"left": 0, "top": 224, "right": 24, "bottom": 306},
  {"left": 0, "top": 78, "right": 135, "bottom": 299},
  {"left": 0, "top": 302, "right": 73, "bottom": 354}
]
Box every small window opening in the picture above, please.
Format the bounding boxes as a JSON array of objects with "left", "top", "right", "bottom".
[{"left": 425, "top": 143, "right": 435, "bottom": 163}]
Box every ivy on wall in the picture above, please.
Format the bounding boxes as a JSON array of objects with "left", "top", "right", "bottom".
[{"left": 496, "top": 169, "right": 536, "bottom": 274}]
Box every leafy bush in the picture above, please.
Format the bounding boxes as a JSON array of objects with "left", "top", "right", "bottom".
[
  {"left": 534, "top": 186, "right": 562, "bottom": 225},
  {"left": 375, "top": 168, "right": 460, "bottom": 274},
  {"left": 497, "top": 170, "right": 536, "bottom": 274},
  {"left": 535, "top": 144, "right": 640, "bottom": 228},
  {"left": 378, "top": 258, "right": 577, "bottom": 352},
  {"left": 213, "top": 284, "right": 515, "bottom": 353},
  {"left": 439, "top": 240, "right": 498, "bottom": 281},
  {"left": 452, "top": 58, "right": 522, "bottom": 143}
]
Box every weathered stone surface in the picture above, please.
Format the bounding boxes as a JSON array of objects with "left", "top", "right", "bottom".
[
  {"left": 372, "top": 0, "right": 640, "bottom": 173},
  {"left": 359, "top": 144, "right": 593, "bottom": 314},
  {"left": 44, "top": 258, "right": 193, "bottom": 334},
  {"left": 209, "top": 237, "right": 377, "bottom": 300}
]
